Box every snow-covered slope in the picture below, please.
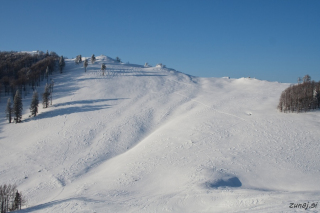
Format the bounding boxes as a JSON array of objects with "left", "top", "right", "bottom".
[{"left": 1, "top": 56, "right": 319, "bottom": 212}]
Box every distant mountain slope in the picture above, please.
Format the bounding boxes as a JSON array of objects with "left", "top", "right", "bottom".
[{"left": 1, "top": 56, "right": 319, "bottom": 213}]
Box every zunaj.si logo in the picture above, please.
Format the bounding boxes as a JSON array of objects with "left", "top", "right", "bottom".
[{"left": 289, "top": 202, "right": 318, "bottom": 210}]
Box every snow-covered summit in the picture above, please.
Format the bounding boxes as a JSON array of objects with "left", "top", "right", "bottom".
[{"left": 0, "top": 57, "right": 319, "bottom": 212}]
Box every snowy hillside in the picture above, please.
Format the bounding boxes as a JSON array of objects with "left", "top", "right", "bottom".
[{"left": 1, "top": 55, "right": 320, "bottom": 212}]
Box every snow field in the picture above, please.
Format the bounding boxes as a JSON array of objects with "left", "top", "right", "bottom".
[{"left": 0, "top": 55, "right": 320, "bottom": 212}]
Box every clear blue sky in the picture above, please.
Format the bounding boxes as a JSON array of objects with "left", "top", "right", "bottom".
[{"left": 0, "top": 0, "right": 319, "bottom": 83}]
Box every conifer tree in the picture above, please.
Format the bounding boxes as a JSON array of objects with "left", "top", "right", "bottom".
[
  {"left": 101, "top": 63, "right": 106, "bottom": 76},
  {"left": 116, "top": 56, "right": 121, "bottom": 63},
  {"left": 13, "top": 90, "right": 23, "bottom": 123},
  {"left": 6, "top": 98, "right": 12, "bottom": 123},
  {"left": 49, "top": 79, "right": 54, "bottom": 105},
  {"left": 13, "top": 190, "right": 21, "bottom": 211},
  {"left": 42, "top": 84, "right": 50, "bottom": 108},
  {"left": 91, "top": 54, "right": 96, "bottom": 64},
  {"left": 59, "top": 56, "right": 65, "bottom": 73},
  {"left": 84, "top": 58, "right": 88, "bottom": 72},
  {"left": 30, "top": 91, "right": 39, "bottom": 117}
]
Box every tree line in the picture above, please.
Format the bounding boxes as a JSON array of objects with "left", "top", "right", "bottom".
[
  {"left": 6, "top": 81, "right": 54, "bottom": 123},
  {"left": 278, "top": 75, "right": 320, "bottom": 113},
  {"left": 0, "top": 184, "right": 25, "bottom": 212},
  {"left": 1, "top": 51, "right": 61, "bottom": 123},
  {"left": 0, "top": 51, "right": 64, "bottom": 101}
]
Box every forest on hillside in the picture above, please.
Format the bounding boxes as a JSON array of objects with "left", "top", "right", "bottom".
[{"left": 0, "top": 51, "right": 64, "bottom": 101}]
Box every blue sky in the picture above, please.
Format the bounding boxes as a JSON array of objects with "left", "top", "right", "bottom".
[{"left": 0, "top": 0, "right": 319, "bottom": 83}]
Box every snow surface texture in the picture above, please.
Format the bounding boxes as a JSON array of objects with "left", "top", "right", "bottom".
[{"left": 1, "top": 55, "right": 320, "bottom": 212}]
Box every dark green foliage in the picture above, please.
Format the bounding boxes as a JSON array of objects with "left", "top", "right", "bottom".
[
  {"left": 115, "top": 56, "right": 121, "bottom": 63},
  {"left": 278, "top": 75, "right": 320, "bottom": 113},
  {"left": 6, "top": 98, "right": 12, "bottom": 123},
  {"left": 13, "top": 90, "right": 23, "bottom": 123},
  {"left": 42, "top": 84, "right": 50, "bottom": 108},
  {"left": 30, "top": 91, "right": 39, "bottom": 117}
]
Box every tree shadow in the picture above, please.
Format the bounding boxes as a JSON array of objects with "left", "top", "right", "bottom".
[
  {"left": 24, "top": 104, "right": 110, "bottom": 122},
  {"left": 128, "top": 74, "right": 167, "bottom": 77},
  {"left": 18, "top": 197, "right": 104, "bottom": 212},
  {"left": 53, "top": 98, "right": 127, "bottom": 107}
]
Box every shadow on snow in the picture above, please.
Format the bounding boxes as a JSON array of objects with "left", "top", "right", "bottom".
[
  {"left": 18, "top": 197, "right": 104, "bottom": 212},
  {"left": 205, "top": 176, "right": 242, "bottom": 188},
  {"left": 53, "top": 98, "right": 127, "bottom": 107},
  {"left": 24, "top": 105, "right": 110, "bottom": 122}
]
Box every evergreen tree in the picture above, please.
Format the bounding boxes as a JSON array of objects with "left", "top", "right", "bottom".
[
  {"left": 49, "top": 79, "right": 54, "bottom": 105},
  {"left": 84, "top": 58, "right": 88, "bottom": 72},
  {"left": 91, "top": 54, "right": 96, "bottom": 64},
  {"left": 6, "top": 98, "right": 12, "bottom": 123},
  {"left": 59, "top": 56, "right": 65, "bottom": 73},
  {"left": 13, "top": 191, "right": 21, "bottom": 211},
  {"left": 30, "top": 91, "right": 39, "bottom": 117},
  {"left": 115, "top": 56, "right": 121, "bottom": 63},
  {"left": 101, "top": 63, "right": 106, "bottom": 76},
  {"left": 42, "top": 84, "right": 50, "bottom": 108},
  {"left": 13, "top": 90, "right": 23, "bottom": 123}
]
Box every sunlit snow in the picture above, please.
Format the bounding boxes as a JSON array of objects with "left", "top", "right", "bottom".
[{"left": 1, "top": 55, "right": 319, "bottom": 212}]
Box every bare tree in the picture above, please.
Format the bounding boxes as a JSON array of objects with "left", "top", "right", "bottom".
[
  {"left": 278, "top": 75, "right": 320, "bottom": 113},
  {"left": 303, "top": 74, "right": 311, "bottom": 83}
]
